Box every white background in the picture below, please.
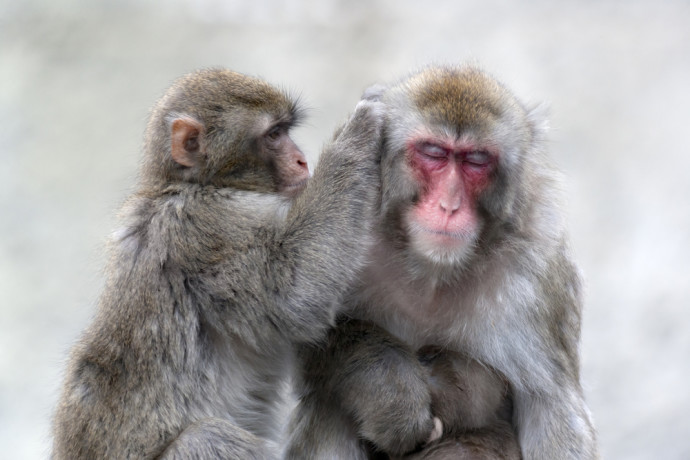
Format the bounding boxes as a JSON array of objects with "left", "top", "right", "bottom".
[{"left": 1, "top": 0, "right": 689, "bottom": 458}]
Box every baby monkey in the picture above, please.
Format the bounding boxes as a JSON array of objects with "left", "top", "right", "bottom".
[
  {"left": 412, "top": 345, "right": 520, "bottom": 460},
  {"left": 52, "top": 68, "right": 383, "bottom": 459}
]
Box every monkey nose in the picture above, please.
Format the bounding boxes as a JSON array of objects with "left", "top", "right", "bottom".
[{"left": 439, "top": 197, "right": 461, "bottom": 215}]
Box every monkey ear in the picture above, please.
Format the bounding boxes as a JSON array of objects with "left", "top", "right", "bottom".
[{"left": 171, "top": 117, "right": 205, "bottom": 167}]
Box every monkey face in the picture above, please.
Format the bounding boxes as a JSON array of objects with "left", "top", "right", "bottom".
[
  {"left": 260, "top": 123, "right": 309, "bottom": 198},
  {"left": 144, "top": 68, "right": 308, "bottom": 197},
  {"left": 401, "top": 132, "right": 497, "bottom": 266},
  {"left": 378, "top": 66, "right": 534, "bottom": 268}
]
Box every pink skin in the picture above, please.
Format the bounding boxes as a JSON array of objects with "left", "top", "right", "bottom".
[
  {"left": 271, "top": 131, "right": 310, "bottom": 197},
  {"left": 408, "top": 136, "right": 496, "bottom": 246}
]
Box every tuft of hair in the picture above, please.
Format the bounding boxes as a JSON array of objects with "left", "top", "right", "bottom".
[{"left": 388, "top": 66, "right": 523, "bottom": 136}]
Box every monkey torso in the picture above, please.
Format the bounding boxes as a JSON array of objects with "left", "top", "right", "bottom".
[
  {"left": 348, "top": 227, "right": 583, "bottom": 395},
  {"left": 117, "top": 187, "right": 296, "bottom": 438},
  {"left": 56, "top": 186, "right": 296, "bottom": 457}
]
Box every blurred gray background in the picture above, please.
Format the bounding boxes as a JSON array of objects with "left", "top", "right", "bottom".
[{"left": 1, "top": 0, "right": 689, "bottom": 458}]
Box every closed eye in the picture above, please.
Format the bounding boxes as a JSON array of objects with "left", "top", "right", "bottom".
[
  {"left": 418, "top": 142, "right": 447, "bottom": 159},
  {"left": 464, "top": 151, "right": 491, "bottom": 166}
]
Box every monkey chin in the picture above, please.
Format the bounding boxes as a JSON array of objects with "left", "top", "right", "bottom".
[
  {"left": 280, "top": 178, "right": 309, "bottom": 198},
  {"left": 407, "top": 221, "right": 478, "bottom": 268}
]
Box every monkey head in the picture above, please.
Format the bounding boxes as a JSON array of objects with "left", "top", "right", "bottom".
[
  {"left": 375, "top": 66, "right": 545, "bottom": 268},
  {"left": 142, "top": 68, "right": 309, "bottom": 196}
]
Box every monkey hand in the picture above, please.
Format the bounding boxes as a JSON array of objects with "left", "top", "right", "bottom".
[
  {"left": 428, "top": 417, "right": 443, "bottom": 443},
  {"left": 341, "top": 362, "right": 439, "bottom": 457},
  {"left": 324, "top": 321, "right": 439, "bottom": 456},
  {"left": 329, "top": 97, "right": 385, "bottom": 163},
  {"left": 308, "top": 97, "right": 385, "bottom": 228},
  {"left": 361, "top": 83, "right": 387, "bottom": 102}
]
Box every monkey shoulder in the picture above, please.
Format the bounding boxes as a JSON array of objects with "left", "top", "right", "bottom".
[
  {"left": 155, "top": 185, "right": 288, "bottom": 232},
  {"left": 453, "top": 250, "right": 584, "bottom": 392},
  {"left": 113, "top": 187, "right": 288, "bottom": 267}
]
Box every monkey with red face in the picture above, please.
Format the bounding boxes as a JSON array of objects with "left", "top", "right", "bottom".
[{"left": 287, "top": 66, "right": 598, "bottom": 459}]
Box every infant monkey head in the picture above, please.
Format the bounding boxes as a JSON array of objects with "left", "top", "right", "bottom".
[{"left": 143, "top": 68, "right": 309, "bottom": 196}]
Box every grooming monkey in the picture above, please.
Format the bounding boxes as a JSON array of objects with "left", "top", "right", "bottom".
[
  {"left": 52, "top": 68, "right": 383, "bottom": 459},
  {"left": 288, "top": 65, "right": 598, "bottom": 459}
]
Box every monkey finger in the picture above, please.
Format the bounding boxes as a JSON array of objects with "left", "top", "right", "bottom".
[
  {"left": 427, "top": 417, "right": 443, "bottom": 443},
  {"left": 361, "top": 83, "right": 387, "bottom": 102}
]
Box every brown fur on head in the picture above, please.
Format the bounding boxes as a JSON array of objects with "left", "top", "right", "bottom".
[
  {"left": 142, "top": 68, "right": 304, "bottom": 192},
  {"left": 408, "top": 67, "right": 509, "bottom": 133}
]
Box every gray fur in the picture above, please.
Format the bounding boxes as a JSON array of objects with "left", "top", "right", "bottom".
[
  {"left": 288, "top": 65, "right": 598, "bottom": 459},
  {"left": 287, "top": 320, "right": 436, "bottom": 458},
  {"left": 51, "top": 68, "right": 383, "bottom": 459}
]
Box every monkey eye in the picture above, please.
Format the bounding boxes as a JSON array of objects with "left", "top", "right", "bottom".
[
  {"left": 464, "top": 151, "right": 491, "bottom": 167},
  {"left": 266, "top": 126, "right": 283, "bottom": 142},
  {"left": 418, "top": 143, "right": 447, "bottom": 159}
]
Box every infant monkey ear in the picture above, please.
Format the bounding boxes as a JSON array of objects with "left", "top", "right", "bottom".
[{"left": 170, "top": 116, "right": 204, "bottom": 168}]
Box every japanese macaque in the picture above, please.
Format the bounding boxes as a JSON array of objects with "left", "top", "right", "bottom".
[
  {"left": 52, "top": 68, "right": 383, "bottom": 459},
  {"left": 287, "top": 65, "right": 598, "bottom": 459}
]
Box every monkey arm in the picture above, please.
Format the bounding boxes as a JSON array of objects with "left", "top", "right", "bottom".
[
  {"left": 158, "top": 418, "right": 278, "bottom": 460},
  {"left": 507, "top": 252, "right": 599, "bottom": 460},
  {"left": 329, "top": 320, "right": 437, "bottom": 456},
  {"left": 285, "top": 379, "right": 369, "bottom": 460},
  {"left": 510, "top": 336, "right": 598, "bottom": 459},
  {"left": 263, "top": 100, "right": 385, "bottom": 344},
  {"left": 166, "top": 100, "right": 383, "bottom": 352},
  {"left": 291, "top": 319, "right": 438, "bottom": 457},
  {"left": 513, "top": 386, "right": 598, "bottom": 460}
]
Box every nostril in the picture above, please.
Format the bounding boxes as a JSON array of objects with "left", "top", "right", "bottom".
[{"left": 439, "top": 198, "right": 461, "bottom": 215}]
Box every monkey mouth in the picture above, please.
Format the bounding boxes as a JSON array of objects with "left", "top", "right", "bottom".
[
  {"left": 425, "top": 229, "right": 463, "bottom": 238},
  {"left": 414, "top": 226, "right": 473, "bottom": 241},
  {"left": 285, "top": 179, "right": 308, "bottom": 190},
  {"left": 282, "top": 179, "right": 309, "bottom": 195}
]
